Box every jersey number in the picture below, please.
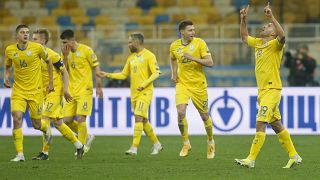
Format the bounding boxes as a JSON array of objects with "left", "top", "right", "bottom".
[
  {"left": 259, "top": 106, "right": 268, "bottom": 117},
  {"left": 20, "top": 60, "right": 27, "bottom": 68},
  {"left": 46, "top": 102, "right": 53, "bottom": 112}
]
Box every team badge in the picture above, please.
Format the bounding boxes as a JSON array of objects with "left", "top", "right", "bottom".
[
  {"left": 26, "top": 50, "right": 32, "bottom": 56},
  {"left": 76, "top": 52, "right": 80, "bottom": 57},
  {"left": 189, "top": 45, "right": 194, "bottom": 51},
  {"left": 177, "top": 48, "right": 182, "bottom": 54},
  {"left": 13, "top": 52, "right": 19, "bottom": 58}
]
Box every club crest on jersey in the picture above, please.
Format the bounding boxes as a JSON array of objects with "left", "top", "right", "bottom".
[
  {"left": 26, "top": 50, "right": 32, "bottom": 56},
  {"left": 13, "top": 52, "right": 19, "bottom": 58},
  {"left": 176, "top": 48, "right": 182, "bottom": 54},
  {"left": 76, "top": 52, "right": 80, "bottom": 57},
  {"left": 130, "top": 59, "right": 134, "bottom": 64},
  {"left": 138, "top": 56, "right": 144, "bottom": 62},
  {"left": 189, "top": 45, "right": 194, "bottom": 51}
]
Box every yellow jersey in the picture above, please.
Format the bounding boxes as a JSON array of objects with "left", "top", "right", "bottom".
[
  {"left": 112, "top": 48, "right": 160, "bottom": 100},
  {"left": 66, "top": 43, "right": 99, "bottom": 97},
  {"left": 170, "top": 37, "right": 211, "bottom": 89},
  {"left": 5, "top": 41, "right": 47, "bottom": 94},
  {"left": 41, "top": 47, "right": 65, "bottom": 96},
  {"left": 247, "top": 36, "right": 284, "bottom": 90}
]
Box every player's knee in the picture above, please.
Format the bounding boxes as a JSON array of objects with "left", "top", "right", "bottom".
[
  {"left": 270, "top": 120, "right": 284, "bottom": 133},
  {"left": 53, "top": 120, "right": 62, "bottom": 128},
  {"left": 256, "top": 121, "right": 267, "bottom": 132},
  {"left": 200, "top": 113, "right": 209, "bottom": 121},
  {"left": 31, "top": 119, "right": 41, "bottom": 130},
  {"left": 63, "top": 116, "right": 74, "bottom": 124},
  {"left": 177, "top": 111, "right": 186, "bottom": 121},
  {"left": 12, "top": 112, "right": 23, "bottom": 128}
]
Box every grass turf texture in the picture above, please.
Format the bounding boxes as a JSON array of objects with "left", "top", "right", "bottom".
[{"left": 0, "top": 135, "right": 319, "bottom": 180}]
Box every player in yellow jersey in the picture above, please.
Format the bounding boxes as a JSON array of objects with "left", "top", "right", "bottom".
[
  {"left": 60, "top": 29, "right": 103, "bottom": 154},
  {"left": 3, "top": 24, "right": 54, "bottom": 162},
  {"left": 99, "top": 32, "right": 163, "bottom": 155},
  {"left": 235, "top": 3, "right": 302, "bottom": 168},
  {"left": 170, "top": 20, "right": 215, "bottom": 159},
  {"left": 31, "top": 28, "right": 85, "bottom": 160}
]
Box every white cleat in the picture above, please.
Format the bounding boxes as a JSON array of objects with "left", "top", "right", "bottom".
[
  {"left": 235, "top": 158, "right": 255, "bottom": 168},
  {"left": 151, "top": 143, "right": 163, "bottom": 155},
  {"left": 10, "top": 154, "right": 25, "bottom": 162},
  {"left": 125, "top": 147, "right": 137, "bottom": 156},
  {"left": 84, "top": 134, "right": 95, "bottom": 154}
]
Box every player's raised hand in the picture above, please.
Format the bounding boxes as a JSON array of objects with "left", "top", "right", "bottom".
[
  {"left": 61, "top": 44, "right": 70, "bottom": 57},
  {"left": 3, "top": 79, "right": 11, "bottom": 88},
  {"left": 240, "top": 5, "right": 250, "bottom": 19},
  {"left": 63, "top": 90, "right": 73, "bottom": 102},
  {"left": 264, "top": 2, "right": 273, "bottom": 18}
]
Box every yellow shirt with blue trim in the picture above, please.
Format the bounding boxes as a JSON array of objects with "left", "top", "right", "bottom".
[
  {"left": 116, "top": 48, "right": 160, "bottom": 100},
  {"left": 66, "top": 43, "right": 99, "bottom": 97},
  {"left": 170, "top": 37, "right": 211, "bottom": 89},
  {"left": 247, "top": 36, "right": 284, "bottom": 90},
  {"left": 5, "top": 41, "right": 47, "bottom": 94}
]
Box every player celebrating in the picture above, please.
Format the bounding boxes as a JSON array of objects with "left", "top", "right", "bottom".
[
  {"left": 4, "top": 24, "right": 54, "bottom": 162},
  {"left": 32, "top": 28, "right": 85, "bottom": 160},
  {"left": 99, "top": 32, "right": 163, "bottom": 156},
  {"left": 170, "top": 20, "right": 215, "bottom": 159},
  {"left": 60, "top": 29, "right": 103, "bottom": 154},
  {"left": 235, "top": 3, "right": 302, "bottom": 168}
]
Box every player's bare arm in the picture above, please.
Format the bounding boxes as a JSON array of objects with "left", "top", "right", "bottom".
[
  {"left": 183, "top": 53, "right": 214, "bottom": 67},
  {"left": 94, "top": 65, "right": 103, "bottom": 98},
  {"left": 60, "top": 68, "right": 73, "bottom": 102},
  {"left": 170, "top": 58, "right": 178, "bottom": 83},
  {"left": 240, "top": 5, "right": 250, "bottom": 44},
  {"left": 46, "top": 57, "right": 54, "bottom": 93},
  {"left": 264, "top": 2, "right": 285, "bottom": 44},
  {"left": 3, "top": 64, "right": 12, "bottom": 88}
]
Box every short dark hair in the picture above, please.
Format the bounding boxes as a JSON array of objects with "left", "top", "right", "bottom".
[
  {"left": 33, "top": 28, "right": 50, "bottom": 44},
  {"left": 16, "top": 24, "right": 29, "bottom": 34},
  {"left": 178, "top": 20, "right": 193, "bottom": 31},
  {"left": 130, "top": 32, "right": 144, "bottom": 44},
  {"left": 60, "top": 29, "right": 74, "bottom": 40}
]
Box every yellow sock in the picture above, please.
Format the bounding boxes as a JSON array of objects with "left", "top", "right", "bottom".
[
  {"left": 248, "top": 132, "right": 266, "bottom": 160},
  {"left": 39, "top": 120, "right": 48, "bottom": 132},
  {"left": 78, "top": 122, "right": 87, "bottom": 144},
  {"left": 42, "top": 119, "right": 51, "bottom": 152},
  {"left": 13, "top": 128, "right": 23, "bottom": 153},
  {"left": 132, "top": 122, "right": 143, "bottom": 148},
  {"left": 143, "top": 122, "right": 159, "bottom": 144},
  {"left": 58, "top": 123, "right": 78, "bottom": 144},
  {"left": 178, "top": 117, "right": 189, "bottom": 142},
  {"left": 277, "top": 129, "right": 298, "bottom": 157},
  {"left": 67, "top": 120, "right": 78, "bottom": 133},
  {"left": 204, "top": 117, "right": 213, "bottom": 141}
]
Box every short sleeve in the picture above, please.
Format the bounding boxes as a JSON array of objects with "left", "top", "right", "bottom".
[
  {"left": 169, "top": 43, "right": 176, "bottom": 60},
  {"left": 199, "top": 39, "right": 211, "bottom": 58},
  {"left": 247, "top": 36, "right": 259, "bottom": 48},
  {"left": 39, "top": 45, "right": 48, "bottom": 62},
  {"left": 148, "top": 54, "right": 161, "bottom": 74},
  {"left": 86, "top": 47, "right": 99, "bottom": 67},
  {"left": 4, "top": 47, "right": 12, "bottom": 66}
]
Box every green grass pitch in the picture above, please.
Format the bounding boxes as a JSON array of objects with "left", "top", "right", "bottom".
[{"left": 0, "top": 135, "right": 319, "bottom": 180}]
